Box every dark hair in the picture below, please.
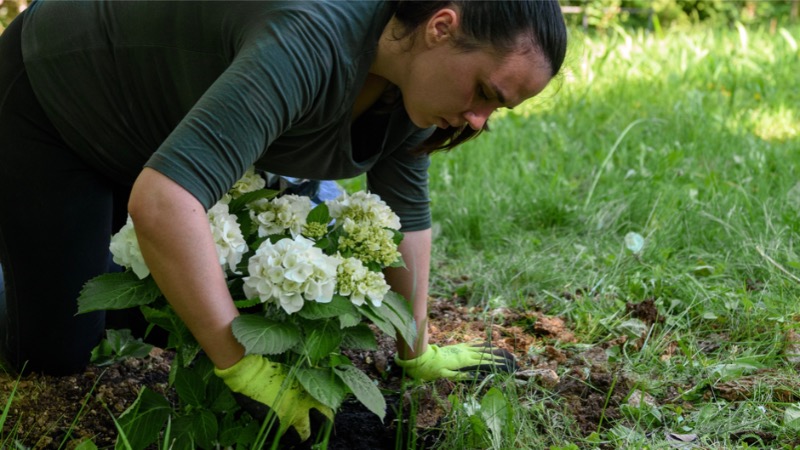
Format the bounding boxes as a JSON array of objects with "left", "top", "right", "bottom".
[{"left": 391, "top": 1, "right": 567, "bottom": 154}]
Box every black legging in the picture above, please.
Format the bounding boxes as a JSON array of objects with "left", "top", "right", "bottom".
[{"left": 0, "top": 12, "right": 143, "bottom": 375}]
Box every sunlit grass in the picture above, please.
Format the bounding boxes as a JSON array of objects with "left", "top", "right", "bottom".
[{"left": 427, "top": 22, "right": 800, "bottom": 448}]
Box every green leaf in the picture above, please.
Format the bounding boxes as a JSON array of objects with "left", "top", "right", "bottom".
[
  {"left": 115, "top": 387, "right": 171, "bottom": 450},
  {"left": 356, "top": 304, "right": 395, "bottom": 340},
  {"left": 298, "top": 295, "right": 357, "bottom": 320},
  {"left": 73, "top": 439, "right": 99, "bottom": 450},
  {"left": 295, "top": 367, "right": 346, "bottom": 410},
  {"left": 107, "top": 329, "right": 153, "bottom": 358},
  {"left": 306, "top": 202, "right": 332, "bottom": 225},
  {"left": 339, "top": 312, "right": 362, "bottom": 329},
  {"left": 228, "top": 188, "right": 279, "bottom": 213},
  {"left": 785, "top": 404, "right": 800, "bottom": 432},
  {"left": 169, "top": 416, "right": 197, "bottom": 450},
  {"left": 78, "top": 272, "right": 162, "bottom": 313},
  {"left": 140, "top": 305, "right": 202, "bottom": 365},
  {"left": 302, "top": 319, "right": 343, "bottom": 365},
  {"left": 233, "top": 297, "right": 261, "bottom": 309},
  {"left": 335, "top": 365, "right": 385, "bottom": 421},
  {"left": 232, "top": 315, "right": 301, "bottom": 355},
  {"left": 90, "top": 329, "right": 153, "bottom": 366},
  {"left": 189, "top": 409, "right": 219, "bottom": 449},
  {"left": 710, "top": 356, "right": 765, "bottom": 379},
  {"left": 341, "top": 324, "right": 378, "bottom": 350},
  {"left": 481, "top": 387, "right": 509, "bottom": 441},
  {"left": 90, "top": 339, "right": 115, "bottom": 366},
  {"left": 374, "top": 291, "right": 417, "bottom": 347},
  {"left": 173, "top": 366, "right": 206, "bottom": 407}
]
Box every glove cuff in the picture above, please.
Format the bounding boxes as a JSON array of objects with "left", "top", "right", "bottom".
[
  {"left": 214, "top": 354, "right": 269, "bottom": 386},
  {"left": 395, "top": 344, "right": 439, "bottom": 369}
]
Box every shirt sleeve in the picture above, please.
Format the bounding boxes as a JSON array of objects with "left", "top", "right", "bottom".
[
  {"left": 367, "top": 129, "right": 434, "bottom": 232},
  {"left": 145, "top": 13, "right": 331, "bottom": 210}
]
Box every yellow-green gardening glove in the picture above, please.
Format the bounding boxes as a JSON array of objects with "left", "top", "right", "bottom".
[
  {"left": 394, "top": 343, "right": 518, "bottom": 381},
  {"left": 214, "top": 354, "right": 333, "bottom": 441}
]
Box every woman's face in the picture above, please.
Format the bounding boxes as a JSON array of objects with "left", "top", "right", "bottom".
[{"left": 398, "top": 12, "right": 553, "bottom": 131}]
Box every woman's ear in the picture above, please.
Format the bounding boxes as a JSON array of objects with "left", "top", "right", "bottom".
[{"left": 424, "top": 8, "right": 459, "bottom": 47}]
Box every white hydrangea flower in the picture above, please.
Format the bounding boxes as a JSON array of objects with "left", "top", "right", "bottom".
[
  {"left": 326, "top": 191, "right": 401, "bottom": 230},
  {"left": 249, "top": 194, "right": 312, "bottom": 238},
  {"left": 229, "top": 166, "right": 266, "bottom": 199},
  {"left": 207, "top": 202, "right": 247, "bottom": 274},
  {"left": 109, "top": 216, "right": 150, "bottom": 280},
  {"left": 336, "top": 257, "right": 390, "bottom": 307},
  {"left": 242, "top": 235, "right": 341, "bottom": 314},
  {"left": 337, "top": 218, "right": 401, "bottom": 267}
]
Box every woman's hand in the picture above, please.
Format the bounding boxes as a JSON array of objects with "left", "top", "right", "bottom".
[
  {"left": 395, "top": 342, "right": 518, "bottom": 381},
  {"left": 215, "top": 355, "right": 333, "bottom": 441}
]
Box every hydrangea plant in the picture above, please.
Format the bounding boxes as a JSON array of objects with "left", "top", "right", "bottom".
[{"left": 78, "top": 168, "right": 416, "bottom": 448}]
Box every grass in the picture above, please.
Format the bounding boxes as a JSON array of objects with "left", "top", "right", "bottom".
[{"left": 425, "top": 21, "right": 800, "bottom": 449}]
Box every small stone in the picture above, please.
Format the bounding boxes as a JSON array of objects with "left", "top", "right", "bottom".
[{"left": 515, "top": 369, "right": 559, "bottom": 388}]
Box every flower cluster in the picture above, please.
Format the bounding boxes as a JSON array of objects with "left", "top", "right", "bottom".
[
  {"left": 243, "top": 235, "right": 339, "bottom": 314},
  {"left": 326, "top": 191, "right": 401, "bottom": 229},
  {"left": 249, "top": 194, "right": 312, "bottom": 238},
  {"left": 108, "top": 169, "right": 401, "bottom": 315},
  {"left": 110, "top": 203, "right": 247, "bottom": 280},
  {"left": 326, "top": 192, "right": 402, "bottom": 267},
  {"left": 224, "top": 166, "right": 267, "bottom": 201},
  {"left": 336, "top": 257, "right": 390, "bottom": 307},
  {"left": 207, "top": 202, "right": 247, "bottom": 273},
  {"left": 109, "top": 217, "right": 149, "bottom": 279}
]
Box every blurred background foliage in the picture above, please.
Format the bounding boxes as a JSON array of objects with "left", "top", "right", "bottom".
[
  {"left": 1, "top": 0, "right": 798, "bottom": 34},
  {"left": 562, "top": 0, "right": 798, "bottom": 30},
  {"left": 0, "top": 0, "right": 24, "bottom": 32}
]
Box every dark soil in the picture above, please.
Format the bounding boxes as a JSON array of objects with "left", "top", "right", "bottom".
[{"left": 0, "top": 296, "right": 642, "bottom": 449}]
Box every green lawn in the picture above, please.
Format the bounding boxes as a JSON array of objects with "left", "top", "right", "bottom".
[{"left": 425, "top": 23, "right": 800, "bottom": 449}]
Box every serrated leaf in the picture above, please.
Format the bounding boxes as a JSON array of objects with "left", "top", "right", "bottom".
[
  {"left": 296, "top": 367, "right": 346, "bottom": 410},
  {"left": 341, "top": 324, "right": 378, "bottom": 350},
  {"left": 335, "top": 365, "right": 385, "bottom": 421},
  {"left": 115, "top": 387, "right": 171, "bottom": 450},
  {"left": 302, "top": 319, "right": 342, "bottom": 365},
  {"left": 232, "top": 315, "right": 301, "bottom": 355},
  {"left": 78, "top": 272, "right": 162, "bottom": 313},
  {"left": 297, "top": 295, "right": 357, "bottom": 320},
  {"left": 339, "top": 312, "right": 362, "bottom": 329}
]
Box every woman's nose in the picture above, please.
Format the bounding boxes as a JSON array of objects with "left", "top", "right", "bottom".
[{"left": 463, "top": 107, "right": 493, "bottom": 131}]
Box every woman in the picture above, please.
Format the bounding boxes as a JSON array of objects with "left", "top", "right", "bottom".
[{"left": 0, "top": 0, "right": 567, "bottom": 440}]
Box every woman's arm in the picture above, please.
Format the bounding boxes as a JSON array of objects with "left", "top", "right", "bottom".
[
  {"left": 128, "top": 167, "right": 244, "bottom": 370},
  {"left": 384, "top": 228, "right": 432, "bottom": 360}
]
